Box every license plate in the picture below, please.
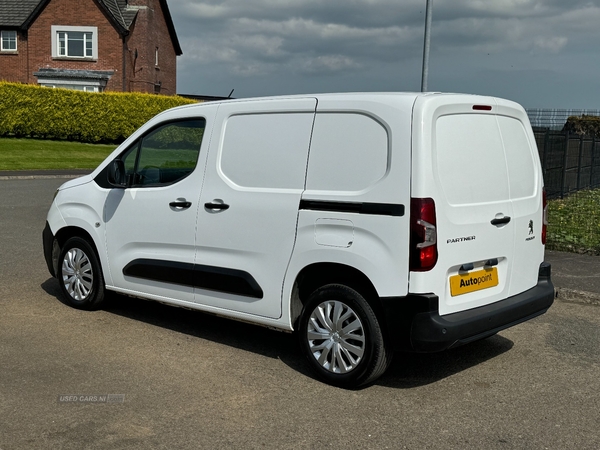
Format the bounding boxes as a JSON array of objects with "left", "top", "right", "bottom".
[{"left": 450, "top": 267, "right": 499, "bottom": 296}]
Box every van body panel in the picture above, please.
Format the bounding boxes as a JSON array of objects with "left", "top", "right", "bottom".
[
  {"left": 410, "top": 95, "right": 545, "bottom": 316},
  {"left": 294, "top": 95, "right": 415, "bottom": 299},
  {"left": 51, "top": 179, "right": 113, "bottom": 285},
  {"left": 100, "top": 106, "right": 218, "bottom": 304},
  {"left": 494, "top": 100, "right": 545, "bottom": 298},
  {"left": 193, "top": 98, "right": 317, "bottom": 319},
  {"left": 288, "top": 212, "right": 408, "bottom": 299},
  {"left": 43, "top": 92, "right": 553, "bottom": 387},
  {"left": 103, "top": 164, "right": 207, "bottom": 303}
]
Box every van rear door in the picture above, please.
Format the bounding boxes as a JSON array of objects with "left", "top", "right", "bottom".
[{"left": 410, "top": 95, "right": 544, "bottom": 316}]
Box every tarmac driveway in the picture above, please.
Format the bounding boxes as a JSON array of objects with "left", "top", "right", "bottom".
[{"left": 1, "top": 178, "right": 599, "bottom": 449}]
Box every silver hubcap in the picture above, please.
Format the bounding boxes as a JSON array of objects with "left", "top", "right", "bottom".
[
  {"left": 62, "top": 248, "right": 93, "bottom": 301},
  {"left": 307, "top": 300, "right": 365, "bottom": 374}
]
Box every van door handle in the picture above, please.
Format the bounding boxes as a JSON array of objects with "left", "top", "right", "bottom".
[
  {"left": 169, "top": 201, "right": 192, "bottom": 209},
  {"left": 491, "top": 216, "right": 511, "bottom": 225},
  {"left": 204, "top": 201, "right": 230, "bottom": 211}
]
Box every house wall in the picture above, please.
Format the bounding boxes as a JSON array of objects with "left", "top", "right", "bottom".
[
  {"left": 125, "top": 0, "right": 177, "bottom": 94},
  {"left": 0, "top": 31, "right": 29, "bottom": 83},
  {"left": 0, "top": 0, "right": 178, "bottom": 94},
  {"left": 26, "top": 0, "right": 124, "bottom": 91}
]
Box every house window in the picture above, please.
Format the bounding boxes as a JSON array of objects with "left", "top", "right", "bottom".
[
  {"left": 51, "top": 26, "right": 97, "bottom": 59},
  {"left": 45, "top": 84, "right": 100, "bottom": 92},
  {"left": 1, "top": 30, "right": 17, "bottom": 51},
  {"left": 58, "top": 31, "right": 93, "bottom": 57}
]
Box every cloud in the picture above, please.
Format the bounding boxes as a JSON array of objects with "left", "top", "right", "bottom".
[
  {"left": 534, "top": 36, "right": 568, "bottom": 53},
  {"left": 170, "top": 0, "right": 600, "bottom": 106},
  {"left": 299, "top": 55, "right": 362, "bottom": 75}
]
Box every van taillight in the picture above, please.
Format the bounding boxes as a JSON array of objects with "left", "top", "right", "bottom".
[
  {"left": 410, "top": 197, "right": 438, "bottom": 271},
  {"left": 542, "top": 188, "right": 548, "bottom": 245}
]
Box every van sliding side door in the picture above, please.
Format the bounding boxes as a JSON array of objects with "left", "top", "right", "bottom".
[{"left": 193, "top": 98, "right": 318, "bottom": 319}]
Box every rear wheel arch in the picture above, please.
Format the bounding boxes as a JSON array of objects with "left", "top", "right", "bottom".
[
  {"left": 296, "top": 283, "right": 393, "bottom": 387},
  {"left": 291, "top": 263, "right": 383, "bottom": 327}
]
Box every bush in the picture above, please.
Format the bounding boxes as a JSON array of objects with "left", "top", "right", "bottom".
[
  {"left": 0, "top": 82, "right": 196, "bottom": 144},
  {"left": 563, "top": 115, "right": 600, "bottom": 137}
]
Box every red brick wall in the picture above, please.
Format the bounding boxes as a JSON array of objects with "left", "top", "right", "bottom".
[
  {"left": 26, "top": 0, "right": 124, "bottom": 91},
  {"left": 0, "top": 0, "right": 178, "bottom": 94},
  {"left": 125, "top": 0, "right": 178, "bottom": 94},
  {"left": 0, "top": 31, "right": 29, "bottom": 83}
]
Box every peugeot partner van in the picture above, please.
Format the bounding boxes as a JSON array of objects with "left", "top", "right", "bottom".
[{"left": 43, "top": 93, "right": 554, "bottom": 388}]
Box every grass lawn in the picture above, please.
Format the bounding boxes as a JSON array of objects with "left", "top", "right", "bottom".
[
  {"left": 547, "top": 189, "right": 600, "bottom": 254},
  {"left": 0, "top": 137, "right": 117, "bottom": 171}
]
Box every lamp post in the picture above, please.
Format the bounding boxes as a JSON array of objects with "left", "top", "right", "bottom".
[{"left": 421, "top": 0, "right": 433, "bottom": 92}]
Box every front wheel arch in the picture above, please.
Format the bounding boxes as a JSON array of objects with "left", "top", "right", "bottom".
[
  {"left": 53, "top": 227, "right": 103, "bottom": 277},
  {"left": 56, "top": 234, "right": 106, "bottom": 310}
]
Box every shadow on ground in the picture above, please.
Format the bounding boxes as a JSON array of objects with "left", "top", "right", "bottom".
[{"left": 41, "top": 278, "right": 514, "bottom": 389}]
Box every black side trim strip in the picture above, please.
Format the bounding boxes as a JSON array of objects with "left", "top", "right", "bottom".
[
  {"left": 42, "top": 222, "right": 56, "bottom": 278},
  {"left": 299, "top": 200, "right": 404, "bottom": 217},
  {"left": 123, "top": 259, "right": 264, "bottom": 299}
]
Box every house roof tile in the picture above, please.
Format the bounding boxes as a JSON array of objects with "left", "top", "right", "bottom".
[
  {"left": 0, "top": 0, "right": 40, "bottom": 27},
  {"left": 99, "top": 0, "right": 135, "bottom": 30}
]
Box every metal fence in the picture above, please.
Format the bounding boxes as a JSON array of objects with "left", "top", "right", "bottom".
[{"left": 533, "top": 129, "right": 600, "bottom": 199}]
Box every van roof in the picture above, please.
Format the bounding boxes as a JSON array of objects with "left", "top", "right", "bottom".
[{"left": 172, "top": 91, "right": 510, "bottom": 111}]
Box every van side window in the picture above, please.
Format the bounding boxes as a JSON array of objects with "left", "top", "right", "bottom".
[
  {"left": 306, "top": 113, "right": 389, "bottom": 192},
  {"left": 122, "top": 141, "right": 139, "bottom": 179},
  {"left": 121, "top": 119, "right": 206, "bottom": 187},
  {"left": 219, "top": 113, "right": 314, "bottom": 190}
]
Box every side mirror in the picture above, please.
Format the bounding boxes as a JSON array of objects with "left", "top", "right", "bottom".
[{"left": 107, "top": 160, "right": 127, "bottom": 188}]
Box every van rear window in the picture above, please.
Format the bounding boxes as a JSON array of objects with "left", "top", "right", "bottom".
[
  {"left": 435, "top": 114, "right": 535, "bottom": 205},
  {"left": 497, "top": 116, "right": 536, "bottom": 199}
]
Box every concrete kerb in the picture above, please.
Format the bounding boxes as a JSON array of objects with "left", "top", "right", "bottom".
[
  {"left": 0, "top": 174, "right": 83, "bottom": 180},
  {"left": 0, "top": 170, "right": 92, "bottom": 180},
  {"left": 555, "top": 288, "right": 600, "bottom": 307}
]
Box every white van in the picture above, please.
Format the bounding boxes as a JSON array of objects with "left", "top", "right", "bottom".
[{"left": 43, "top": 93, "right": 554, "bottom": 388}]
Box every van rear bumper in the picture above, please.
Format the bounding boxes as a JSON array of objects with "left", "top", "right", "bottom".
[{"left": 380, "top": 262, "right": 554, "bottom": 352}]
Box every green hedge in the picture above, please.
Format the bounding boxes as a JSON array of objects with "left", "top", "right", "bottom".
[{"left": 0, "top": 82, "right": 196, "bottom": 144}]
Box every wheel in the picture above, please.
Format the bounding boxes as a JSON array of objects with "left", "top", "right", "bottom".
[
  {"left": 298, "top": 284, "right": 392, "bottom": 388},
  {"left": 57, "top": 237, "right": 106, "bottom": 310}
]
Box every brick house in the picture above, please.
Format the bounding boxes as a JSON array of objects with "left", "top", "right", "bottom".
[{"left": 0, "top": 0, "right": 182, "bottom": 94}]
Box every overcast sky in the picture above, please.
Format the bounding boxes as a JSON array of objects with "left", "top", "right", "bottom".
[{"left": 169, "top": 0, "right": 600, "bottom": 108}]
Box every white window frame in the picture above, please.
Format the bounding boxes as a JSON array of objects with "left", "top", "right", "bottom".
[
  {"left": 1, "top": 30, "right": 17, "bottom": 52},
  {"left": 51, "top": 25, "right": 97, "bottom": 59},
  {"left": 38, "top": 79, "right": 104, "bottom": 92}
]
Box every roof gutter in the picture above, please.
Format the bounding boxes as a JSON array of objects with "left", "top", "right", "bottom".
[
  {"left": 122, "top": 35, "right": 127, "bottom": 92},
  {"left": 159, "top": 0, "right": 182, "bottom": 55}
]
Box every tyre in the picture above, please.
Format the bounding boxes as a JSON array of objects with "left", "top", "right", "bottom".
[
  {"left": 57, "top": 237, "right": 106, "bottom": 310},
  {"left": 298, "top": 284, "right": 392, "bottom": 388}
]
